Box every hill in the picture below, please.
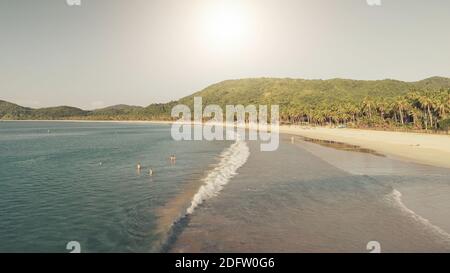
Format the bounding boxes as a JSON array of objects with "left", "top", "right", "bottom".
[
  {"left": 1, "top": 77, "right": 449, "bottom": 130},
  {"left": 31, "top": 106, "right": 88, "bottom": 119},
  {"left": 177, "top": 77, "right": 449, "bottom": 130},
  {"left": 0, "top": 100, "right": 33, "bottom": 119},
  {"left": 179, "top": 77, "right": 444, "bottom": 107},
  {"left": 88, "top": 105, "right": 144, "bottom": 120}
]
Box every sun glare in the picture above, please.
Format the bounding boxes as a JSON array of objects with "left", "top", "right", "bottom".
[{"left": 198, "top": 1, "right": 251, "bottom": 49}]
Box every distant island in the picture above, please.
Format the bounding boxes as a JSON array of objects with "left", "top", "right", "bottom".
[{"left": 1, "top": 77, "right": 449, "bottom": 131}]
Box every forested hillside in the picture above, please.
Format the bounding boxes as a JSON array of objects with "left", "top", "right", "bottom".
[{"left": 1, "top": 77, "right": 449, "bottom": 130}]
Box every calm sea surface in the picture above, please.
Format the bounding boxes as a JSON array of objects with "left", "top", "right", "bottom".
[{"left": 0, "top": 121, "right": 229, "bottom": 252}]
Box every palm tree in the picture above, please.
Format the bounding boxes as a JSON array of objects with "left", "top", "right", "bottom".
[
  {"left": 409, "top": 108, "right": 422, "bottom": 128},
  {"left": 418, "top": 95, "right": 434, "bottom": 129},
  {"left": 315, "top": 110, "right": 326, "bottom": 126},
  {"left": 394, "top": 98, "right": 409, "bottom": 125},
  {"left": 362, "top": 97, "right": 375, "bottom": 119},
  {"left": 435, "top": 94, "right": 447, "bottom": 119},
  {"left": 376, "top": 98, "right": 388, "bottom": 121},
  {"left": 346, "top": 104, "right": 359, "bottom": 124}
]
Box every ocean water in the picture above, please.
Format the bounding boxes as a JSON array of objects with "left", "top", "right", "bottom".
[
  {"left": 0, "top": 121, "right": 232, "bottom": 252},
  {"left": 171, "top": 135, "right": 450, "bottom": 253},
  {"left": 1, "top": 121, "right": 449, "bottom": 253}
]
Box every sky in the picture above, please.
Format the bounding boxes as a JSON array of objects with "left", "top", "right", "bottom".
[{"left": 0, "top": 0, "right": 449, "bottom": 109}]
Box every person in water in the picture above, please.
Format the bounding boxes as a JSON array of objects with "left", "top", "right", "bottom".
[
  {"left": 149, "top": 168, "right": 153, "bottom": 176},
  {"left": 137, "top": 163, "right": 142, "bottom": 170},
  {"left": 170, "top": 155, "right": 176, "bottom": 163}
]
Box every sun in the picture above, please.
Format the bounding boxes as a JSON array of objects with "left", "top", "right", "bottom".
[
  {"left": 206, "top": 4, "right": 246, "bottom": 44},
  {"left": 197, "top": 1, "right": 251, "bottom": 49}
]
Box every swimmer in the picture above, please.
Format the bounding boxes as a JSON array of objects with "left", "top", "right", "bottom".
[
  {"left": 170, "top": 155, "right": 176, "bottom": 162},
  {"left": 149, "top": 168, "right": 153, "bottom": 176},
  {"left": 137, "top": 163, "right": 142, "bottom": 170}
]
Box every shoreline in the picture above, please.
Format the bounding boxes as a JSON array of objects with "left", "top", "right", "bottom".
[
  {"left": 280, "top": 126, "right": 450, "bottom": 169},
  {"left": 2, "top": 120, "right": 449, "bottom": 169}
]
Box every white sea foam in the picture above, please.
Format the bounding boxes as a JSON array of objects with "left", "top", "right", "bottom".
[
  {"left": 186, "top": 139, "right": 250, "bottom": 215},
  {"left": 386, "top": 189, "right": 450, "bottom": 243}
]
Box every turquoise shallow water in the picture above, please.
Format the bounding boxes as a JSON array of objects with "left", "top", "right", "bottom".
[
  {"left": 2, "top": 121, "right": 449, "bottom": 253},
  {"left": 0, "top": 121, "right": 229, "bottom": 252}
]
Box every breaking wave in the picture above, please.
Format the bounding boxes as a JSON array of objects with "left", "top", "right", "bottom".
[
  {"left": 186, "top": 139, "right": 250, "bottom": 215},
  {"left": 386, "top": 189, "right": 450, "bottom": 243}
]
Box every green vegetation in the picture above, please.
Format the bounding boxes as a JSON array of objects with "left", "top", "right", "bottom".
[
  {"left": 439, "top": 119, "right": 450, "bottom": 133},
  {"left": 0, "top": 100, "right": 32, "bottom": 119},
  {"left": 88, "top": 105, "right": 144, "bottom": 120},
  {"left": 1, "top": 77, "right": 449, "bottom": 132},
  {"left": 179, "top": 77, "right": 450, "bottom": 131},
  {"left": 32, "top": 106, "right": 88, "bottom": 119}
]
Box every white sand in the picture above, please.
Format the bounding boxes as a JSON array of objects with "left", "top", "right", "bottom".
[{"left": 280, "top": 126, "right": 450, "bottom": 169}]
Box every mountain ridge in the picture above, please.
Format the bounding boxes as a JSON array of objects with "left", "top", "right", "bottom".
[{"left": 1, "top": 77, "right": 449, "bottom": 130}]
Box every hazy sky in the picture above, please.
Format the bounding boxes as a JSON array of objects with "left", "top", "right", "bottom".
[{"left": 1, "top": 0, "right": 449, "bottom": 109}]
